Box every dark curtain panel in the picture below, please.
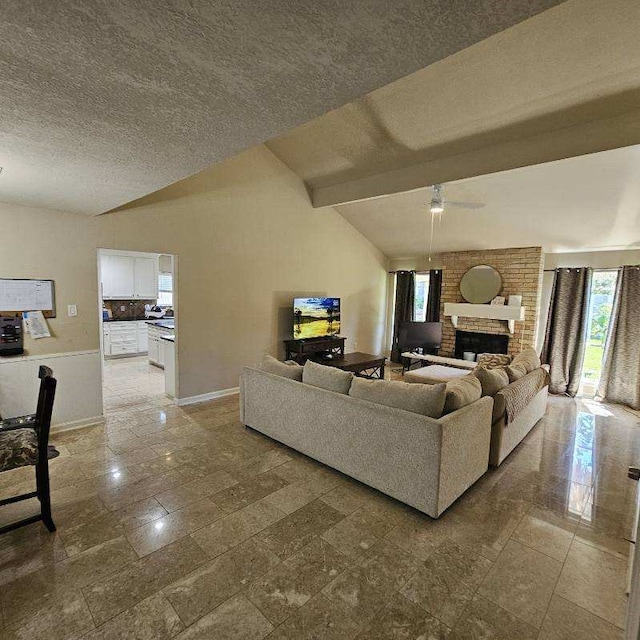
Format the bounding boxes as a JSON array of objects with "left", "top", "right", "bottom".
[
  {"left": 391, "top": 271, "right": 415, "bottom": 362},
  {"left": 597, "top": 266, "right": 640, "bottom": 409},
  {"left": 425, "top": 269, "right": 442, "bottom": 323},
  {"left": 542, "top": 267, "right": 592, "bottom": 397}
]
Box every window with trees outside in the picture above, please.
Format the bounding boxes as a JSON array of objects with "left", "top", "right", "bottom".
[
  {"left": 158, "top": 272, "right": 173, "bottom": 307},
  {"left": 581, "top": 269, "right": 618, "bottom": 394},
  {"left": 413, "top": 272, "right": 430, "bottom": 322}
]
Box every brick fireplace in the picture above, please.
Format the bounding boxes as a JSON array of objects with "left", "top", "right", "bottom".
[
  {"left": 439, "top": 247, "right": 544, "bottom": 359},
  {"left": 454, "top": 330, "right": 509, "bottom": 360}
]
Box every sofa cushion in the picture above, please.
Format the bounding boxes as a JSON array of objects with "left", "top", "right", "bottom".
[
  {"left": 303, "top": 359, "right": 353, "bottom": 394},
  {"left": 349, "top": 377, "right": 446, "bottom": 418},
  {"left": 260, "top": 354, "right": 303, "bottom": 381},
  {"left": 443, "top": 375, "right": 482, "bottom": 415},
  {"left": 473, "top": 366, "right": 510, "bottom": 397},
  {"left": 511, "top": 346, "right": 541, "bottom": 374},
  {"left": 477, "top": 353, "right": 512, "bottom": 369},
  {"left": 505, "top": 363, "right": 528, "bottom": 383}
]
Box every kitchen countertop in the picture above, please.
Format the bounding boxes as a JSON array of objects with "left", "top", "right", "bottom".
[
  {"left": 146, "top": 319, "right": 175, "bottom": 329},
  {"left": 160, "top": 334, "right": 175, "bottom": 342},
  {"left": 103, "top": 317, "right": 148, "bottom": 322}
]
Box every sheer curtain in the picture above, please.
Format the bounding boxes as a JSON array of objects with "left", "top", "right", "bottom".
[
  {"left": 597, "top": 266, "right": 640, "bottom": 409},
  {"left": 391, "top": 271, "right": 415, "bottom": 362},
  {"left": 541, "top": 267, "right": 592, "bottom": 397}
]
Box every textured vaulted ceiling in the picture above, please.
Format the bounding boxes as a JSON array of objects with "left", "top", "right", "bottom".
[
  {"left": 334, "top": 145, "right": 640, "bottom": 257},
  {"left": 0, "top": 0, "right": 565, "bottom": 214},
  {"left": 268, "top": 0, "right": 640, "bottom": 208}
]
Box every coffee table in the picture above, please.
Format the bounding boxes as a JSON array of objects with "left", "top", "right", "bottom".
[{"left": 316, "top": 352, "right": 386, "bottom": 379}]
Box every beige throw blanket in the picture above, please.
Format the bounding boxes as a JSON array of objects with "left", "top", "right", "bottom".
[{"left": 494, "top": 368, "right": 550, "bottom": 425}]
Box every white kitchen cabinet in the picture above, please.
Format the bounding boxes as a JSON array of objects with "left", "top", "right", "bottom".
[
  {"left": 158, "top": 337, "right": 166, "bottom": 368},
  {"left": 147, "top": 324, "right": 173, "bottom": 368},
  {"left": 101, "top": 254, "right": 159, "bottom": 300},
  {"left": 102, "top": 255, "right": 135, "bottom": 299},
  {"left": 148, "top": 331, "right": 160, "bottom": 364},
  {"left": 134, "top": 257, "right": 158, "bottom": 299},
  {"left": 137, "top": 321, "right": 149, "bottom": 353},
  {"left": 103, "top": 321, "right": 149, "bottom": 357}
]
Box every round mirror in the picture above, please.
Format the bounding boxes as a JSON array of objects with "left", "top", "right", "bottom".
[{"left": 460, "top": 265, "right": 502, "bottom": 303}]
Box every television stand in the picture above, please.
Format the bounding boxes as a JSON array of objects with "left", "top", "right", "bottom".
[{"left": 284, "top": 336, "right": 346, "bottom": 364}]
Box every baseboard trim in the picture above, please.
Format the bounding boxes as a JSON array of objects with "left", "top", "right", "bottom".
[
  {"left": 177, "top": 387, "right": 240, "bottom": 407},
  {"left": 51, "top": 415, "right": 106, "bottom": 433}
]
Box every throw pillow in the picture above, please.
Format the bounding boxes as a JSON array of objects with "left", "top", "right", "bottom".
[
  {"left": 443, "top": 375, "right": 482, "bottom": 415},
  {"left": 511, "top": 346, "right": 541, "bottom": 373},
  {"left": 476, "top": 353, "right": 512, "bottom": 369},
  {"left": 303, "top": 359, "right": 354, "bottom": 395},
  {"left": 473, "top": 366, "right": 510, "bottom": 397},
  {"left": 349, "top": 377, "right": 446, "bottom": 418},
  {"left": 505, "top": 363, "right": 527, "bottom": 383},
  {"left": 260, "top": 354, "right": 303, "bottom": 381}
]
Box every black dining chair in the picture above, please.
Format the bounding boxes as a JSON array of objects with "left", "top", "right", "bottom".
[{"left": 0, "top": 365, "right": 57, "bottom": 534}]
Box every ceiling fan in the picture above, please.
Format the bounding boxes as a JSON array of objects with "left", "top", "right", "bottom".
[
  {"left": 427, "top": 183, "right": 485, "bottom": 261},
  {"left": 429, "top": 183, "right": 485, "bottom": 214}
]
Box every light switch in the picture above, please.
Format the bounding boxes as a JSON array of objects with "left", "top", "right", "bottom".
[{"left": 67, "top": 304, "right": 78, "bottom": 317}]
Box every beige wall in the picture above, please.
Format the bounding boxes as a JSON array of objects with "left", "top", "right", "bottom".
[
  {"left": 97, "top": 145, "right": 389, "bottom": 398},
  {"left": 0, "top": 203, "right": 99, "bottom": 356},
  {"left": 536, "top": 249, "right": 640, "bottom": 352},
  {"left": 544, "top": 249, "right": 640, "bottom": 270}
]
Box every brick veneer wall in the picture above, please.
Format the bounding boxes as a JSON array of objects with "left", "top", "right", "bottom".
[{"left": 439, "top": 247, "right": 544, "bottom": 358}]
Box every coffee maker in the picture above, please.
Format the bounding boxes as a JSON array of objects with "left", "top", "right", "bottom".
[{"left": 0, "top": 316, "right": 24, "bottom": 356}]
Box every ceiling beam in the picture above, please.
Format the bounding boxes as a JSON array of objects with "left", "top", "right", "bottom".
[{"left": 311, "top": 89, "right": 640, "bottom": 207}]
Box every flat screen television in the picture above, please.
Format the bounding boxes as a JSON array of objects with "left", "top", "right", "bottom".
[
  {"left": 398, "top": 321, "right": 442, "bottom": 352},
  {"left": 293, "top": 297, "right": 340, "bottom": 339}
]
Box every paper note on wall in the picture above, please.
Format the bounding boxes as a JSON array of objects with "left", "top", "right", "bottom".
[{"left": 23, "top": 311, "right": 51, "bottom": 339}]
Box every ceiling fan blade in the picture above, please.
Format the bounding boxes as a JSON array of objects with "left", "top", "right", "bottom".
[{"left": 445, "top": 200, "right": 486, "bottom": 210}]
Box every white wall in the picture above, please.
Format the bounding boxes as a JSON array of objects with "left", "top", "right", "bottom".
[
  {"left": 0, "top": 350, "right": 103, "bottom": 430},
  {"left": 544, "top": 250, "right": 640, "bottom": 270},
  {"left": 536, "top": 249, "right": 640, "bottom": 352}
]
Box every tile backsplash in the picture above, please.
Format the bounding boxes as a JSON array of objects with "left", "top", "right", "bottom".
[{"left": 104, "top": 300, "right": 156, "bottom": 321}]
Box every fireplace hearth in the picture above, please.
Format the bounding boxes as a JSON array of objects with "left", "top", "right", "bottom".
[{"left": 454, "top": 330, "right": 508, "bottom": 360}]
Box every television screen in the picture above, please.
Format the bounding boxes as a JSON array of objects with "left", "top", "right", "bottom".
[
  {"left": 398, "top": 321, "right": 442, "bottom": 351},
  {"left": 293, "top": 297, "right": 340, "bottom": 339}
]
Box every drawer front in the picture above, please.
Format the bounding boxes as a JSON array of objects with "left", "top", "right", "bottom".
[
  {"left": 110, "top": 332, "right": 137, "bottom": 344},
  {"left": 110, "top": 342, "right": 138, "bottom": 355},
  {"left": 108, "top": 322, "right": 133, "bottom": 330}
]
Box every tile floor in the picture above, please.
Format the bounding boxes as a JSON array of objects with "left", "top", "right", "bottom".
[{"left": 0, "top": 359, "right": 636, "bottom": 638}]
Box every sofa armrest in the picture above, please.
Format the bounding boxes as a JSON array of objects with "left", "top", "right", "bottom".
[{"left": 436, "top": 396, "right": 493, "bottom": 515}]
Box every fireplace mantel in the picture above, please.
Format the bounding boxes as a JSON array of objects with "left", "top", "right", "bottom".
[{"left": 443, "top": 302, "right": 526, "bottom": 334}]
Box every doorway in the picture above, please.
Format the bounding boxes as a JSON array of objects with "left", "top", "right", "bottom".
[
  {"left": 97, "top": 249, "right": 177, "bottom": 414},
  {"left": 580, "top": 269, "right": 618, "bottom": 397}
]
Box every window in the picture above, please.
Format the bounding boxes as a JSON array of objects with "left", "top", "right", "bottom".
[
  {"left": 158, "top": 272, "right": 173, "bottom": 307},
  {"left": 413, "top": 273, "right": 430, "bottom": 321},
  {"left": 579, "top": 269, "right": 617, "bottom": 395}
]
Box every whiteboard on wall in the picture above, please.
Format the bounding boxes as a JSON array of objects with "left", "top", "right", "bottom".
[{"left": 0, "top": 279, "right": 56, "bottom": 317}]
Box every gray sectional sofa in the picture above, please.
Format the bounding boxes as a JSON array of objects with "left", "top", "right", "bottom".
[
  {"left": 489, "top": 370, "right": 549, "bottom": 466},
  {"left": 405, "top": 347, "right": 550, "bottom": 467},
  {"left": 240, "top": 365, "right": 492, "bottom": 519}
]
